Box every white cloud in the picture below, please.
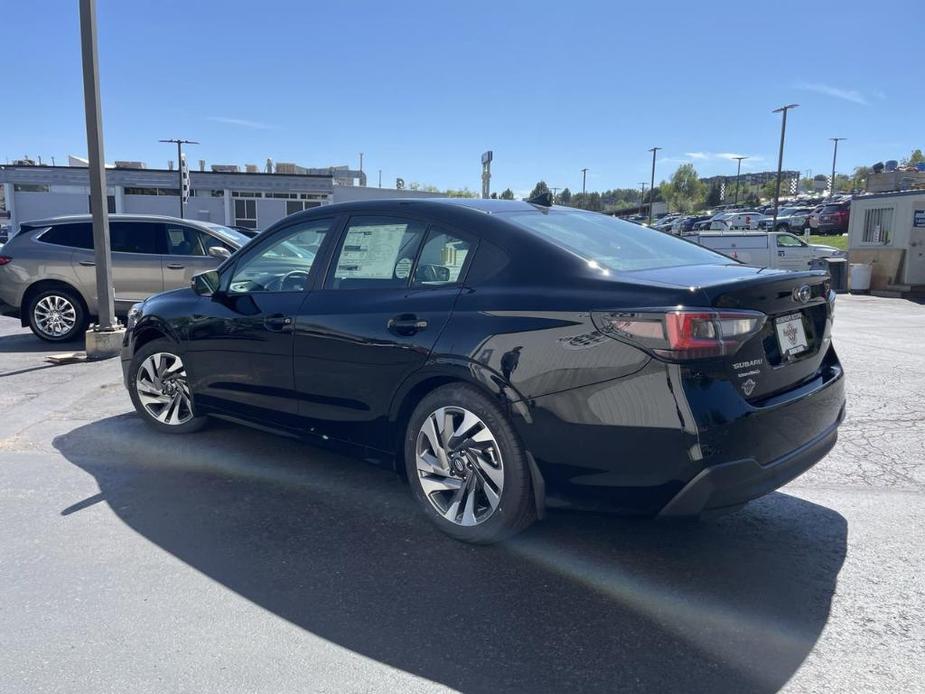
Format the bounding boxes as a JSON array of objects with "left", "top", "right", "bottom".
[
  {"left": 206, "top": 116, "right": 274, "bottom": 129},
  {"left": 683, "top": 152, "right": 764, "bottom": 163},
  {"left": 794, "top": 82, "right": 868, "bottom": 105}
]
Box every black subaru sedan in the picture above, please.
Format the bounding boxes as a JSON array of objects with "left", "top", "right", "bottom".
[{"left": 122, "top": 198, "right": 845, "bottom": 543}]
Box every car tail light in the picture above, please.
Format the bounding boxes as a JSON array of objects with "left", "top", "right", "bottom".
[
  {"left": 592, "top": 308, "right": 766, "bottom": 361},
  {"left": 0, "top": 256, "right": 12, "bottom": 266}
]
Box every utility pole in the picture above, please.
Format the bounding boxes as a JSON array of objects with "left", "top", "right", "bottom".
[
  {"left": 771, "top": 104, "right": 798, "bottom": 228},
  {"left": 733, "top": 156, "right": 747, "bottom": 205},
  {"left": 359, "top": 152, "right": 364, "bottom": 175},
  {"left": 78, "top": 0, "right": 116, "bottom": 334},
  {"left": 638, "top": 182, "right": 647, "bottom": 215},
  {"left": 580, "top": 168, "right": 588, "bottom": 195},
  {"left": 647, "top": 147, "right": 661, "bottom": 225},
  {"left": 378, "top": 169, "right": 382, "bottom": 188},
  {"left": 829, "top": 137, "right": 845, "bottom": 197},
  {"left": 159, "top": 138, "right": 198, "bottom": 218}
]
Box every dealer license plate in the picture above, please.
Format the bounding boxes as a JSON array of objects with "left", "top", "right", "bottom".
[{"left": 775, "top": 313, "right": 808, "bottom": 357}]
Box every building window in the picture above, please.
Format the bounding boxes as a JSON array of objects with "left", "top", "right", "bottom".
[
  {"left": 234, "top": 199, "right": 258, "bottom": 229},
  {"left": 124, "top": 187, "right": 180, "bottom": 196},
  {"left": 285, "top": 200, "right": 324, "bottom": 216},
  {"left": 14, "top": 184, "right": 49, "bottom": 192},
  {"left": 862, "top": 207, "right": 893, "bottom": 244},
  {"left": 88, "top": 195, "right": 117, "bottom": 214},
  {"left": 231, "top": 191, "right": 262, "bottom": 198}
]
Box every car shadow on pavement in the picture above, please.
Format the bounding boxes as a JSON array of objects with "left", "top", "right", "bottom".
[
  {"left": 53, "top": 414, "right": 847, "bottom": 694},
  {"left": 0, "top": 330, "right": 83, "bottom": 354}
]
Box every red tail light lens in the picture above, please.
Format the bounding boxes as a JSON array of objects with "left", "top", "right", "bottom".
[
  {"left": 592, "top": 309, "right": 766, "bottom": 361},
  {"left": 0, "top": 256, "right": 12, "bottom": 266}
]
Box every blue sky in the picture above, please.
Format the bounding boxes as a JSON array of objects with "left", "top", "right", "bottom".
[{"left": 2, "top": 0, "right": 922, "bottom": 195}]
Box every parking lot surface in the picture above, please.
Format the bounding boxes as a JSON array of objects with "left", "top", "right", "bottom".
[{"left": 0, "top": 295, "right": 922, "bottom": 693}]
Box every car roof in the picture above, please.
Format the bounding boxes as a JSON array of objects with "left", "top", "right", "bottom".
[{"left": 20, "top": 213, "right": 222, "bottom": 232}]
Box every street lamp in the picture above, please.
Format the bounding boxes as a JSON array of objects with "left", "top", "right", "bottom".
[
  {"left": 647, "top": 147, "right": 661, "bottom": 225},
  {"left": 159, "top": 138, "right": 198, "bottom": 218},
  {"left": 771, "top": 104, "right": 798, "bottom": 228},
  {"left": 732, "top": 156, "right": 748, "bottom": 205},
  {"left": 580, "top": 168, "right": 588, "bottom": 195},
  {"left": 829, "top": 137, "right": 845, "bottom": 197}
]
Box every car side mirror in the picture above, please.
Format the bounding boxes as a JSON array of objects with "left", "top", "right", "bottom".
[
  {"left": 208, "top": 246, "right": 232, "bottom": 260},
  {"left": 416, "top": 264, "right": 451, "bottom": 283},
  {"left": 192, "top": 269, "right": 221, "bottom": 296}
]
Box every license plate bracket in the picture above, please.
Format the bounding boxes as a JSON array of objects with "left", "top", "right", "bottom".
[{"left": 775, "top": 313, "right": 808, "bottom": 357}]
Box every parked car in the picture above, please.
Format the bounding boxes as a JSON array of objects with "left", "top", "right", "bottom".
[
  {"left": 0, "top": 214, "right": 249, "bottom": 342},
  {"left": 0, "top": 224, "right": 10, "bottom": 245},
  {"left": 684, "top": 230, "right": 846, "bottom": 270},
  {"left": 120, "top": 198, "right": 844, "bottom": 544},
  {"left": 229, "top": 224, "right": 260, "bottom": 238},
  {"left": 709, "top": 211, "right": 767, "bottom": 230},
  {"left": 814, "top": 201, "right": 851, "bottom": 235},
  {"left": 677, "top": 214, "right": 712, "bottom": 233},
  {"left": 758, "top": 207, "right": 815, "bottom": 232}
]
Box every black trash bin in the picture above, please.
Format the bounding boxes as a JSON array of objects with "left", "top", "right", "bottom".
[{"left": 822, "top": 257, "right": 849, "bottom": 293}]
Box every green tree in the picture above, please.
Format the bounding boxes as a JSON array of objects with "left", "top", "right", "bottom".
[
  {"left": 704, "top": 183, "right": 722, "bottom": 208},
  {"left": 903, "top": 149, "right": 924, "bottom": 166},
  {"left": 500, "top": 188, "right": 514, "bottom": 200},
  {"left": 662, "top": 163, "right": 705, "bottom": 213},
  {"left": 445, "top": 187, "right": 478, "bottom": 198},
  {"left": 528, "top": 181, "right": 550, "bottom": 199},
  {"left": 851, "top": 165, "right": 872, "bottom": 191},
  {"left": 558, "top": 187, "right": 572, "bottom": 205}
]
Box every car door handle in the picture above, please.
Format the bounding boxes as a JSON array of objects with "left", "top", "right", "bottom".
[
  {"left": 166, "top": 263, "right": 185, "bottom": 270},
  {"left": 79, "top": 260, "right": 95, "bottom": 267},
  {"left": 264, "top": 314, "right": 294, "bottom": 333},
  {"left": 388, "top": 314, "right": 428, "bottom": 336}
]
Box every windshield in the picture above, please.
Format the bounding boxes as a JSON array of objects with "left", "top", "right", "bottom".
[
  {"left": 501, "top": 208, "right": 734, "bottom": 272},
  {"left": 203, "top": 223, "right": 250, "bottom": 248}
]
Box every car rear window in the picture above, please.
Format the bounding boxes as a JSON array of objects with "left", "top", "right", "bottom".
[
  {"left": 501, "top": 209, "right": 732, "bottom": 272},
  {"left": 40, "top": 223, "right": 93, "bottom": 249}
]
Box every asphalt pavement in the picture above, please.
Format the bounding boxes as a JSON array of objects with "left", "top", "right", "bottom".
[{"left": 0, "top": 295, "right": 922, "bottom": 693}]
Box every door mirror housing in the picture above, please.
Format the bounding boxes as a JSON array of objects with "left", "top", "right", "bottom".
[
  {"left": 208, "top": 245, "right": 232, "bottom": 260},
  {"left": 192, "top": 269, "right": 221, "bottom": 296}
]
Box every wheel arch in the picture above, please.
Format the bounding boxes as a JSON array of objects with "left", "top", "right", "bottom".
[
  {"left": 20, "top": 279, "right": 88, "bottom": 328},
  {"left": 131, "top": 316, "right": 181, "bottom": 353}
]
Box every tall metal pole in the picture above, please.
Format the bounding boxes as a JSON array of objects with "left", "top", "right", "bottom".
[
  {"left": 771, "top": 104, "right": 798, "bottom": 228},
  {"left": 378, "top": 169, "right": 382, "bottom": 188},
  {"left": 648, "top": 147, "right": 661, "bottom": 224},
  {"left": 159, "top": 138, "right": 198, "bottom": 218},
  {"left": 733, "top": 156, "right": 747, "bottom": 205},
  {"left": 78, "top": 0, "right": 115, "bottom": 331},
  {"left": 829, "top": 137, "right": 845, "bottom": 197},
  {"left": 581, "top": 168, "right": 588, "bottom": 195},
  {"left": 359, "top": 152, "right": 364, "bottom": 175}
]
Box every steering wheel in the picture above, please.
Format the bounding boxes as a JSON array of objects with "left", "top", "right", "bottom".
[{"left": 278, "top": 269, "right": 310, "bottom": 292}]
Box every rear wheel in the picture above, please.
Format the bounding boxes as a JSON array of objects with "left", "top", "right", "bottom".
[
  {"left": 27, "top": 287, "right": 87, "bottom": 342},
  {"left": 128, "top": 339, "right": 208, "bottom": 434},
  {"left": 405, "top": 384, "right": 535, "bottom": 543}
]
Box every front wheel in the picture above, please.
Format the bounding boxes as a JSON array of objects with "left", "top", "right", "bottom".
[
  {"left": 27, "top": 287, "right": 87, "bottom": 342},
  {"left": 128, "top": 339, "right": 208, "bottom": 434},
  {"left": 405, "top": 384, "right": 536, "bottom": 543}
]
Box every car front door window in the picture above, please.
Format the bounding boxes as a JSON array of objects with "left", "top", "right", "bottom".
[{"left": 229, "top": 219, "right": 332, "bottom": 294}]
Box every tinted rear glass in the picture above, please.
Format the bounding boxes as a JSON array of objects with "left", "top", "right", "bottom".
[
  {"left": 40, "top": 223, "right": 93, "bottom": 249},
  {"left": 110, "top": 221, "right": 160, "bottom": 254},
  {"left": 501, "top": 209, "right": 732, "bottom": 271}
]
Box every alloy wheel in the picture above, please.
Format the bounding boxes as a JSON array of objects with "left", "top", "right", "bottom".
[
  {"left": 135, "top": 352, "right": 194, "bottom": 425},
  {"left": 415, "top": 406, "right": 504, "bottom": 526},
  {"left": 33, "top": 295, "right": 77, "bottom": 338}
]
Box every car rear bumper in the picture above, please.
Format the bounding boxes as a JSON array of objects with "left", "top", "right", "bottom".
[{"left": 659, "top": 402, "right": 844, "bottom": 516}]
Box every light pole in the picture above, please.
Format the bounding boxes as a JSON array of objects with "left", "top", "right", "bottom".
[
  {"left": 771, "top": 104, "right": 798, "bottom": 228},
  {"left": 159, "top": 138, "right": 198, "bottom": 218},
  {"left": 647, "top": 147, "right": 661, "bottom": 225},
  {"left": 78, "top": 0, "right": 117, "bottom": 334},
  {"left": 732, "top": 156, "right": 747, "bottom": 205},
  {"left": 829, "top": 137, "right": 845, "bottom": 197},
  {"left": 580, "top": 168, "right": 588, "bottom": 195},
  {"left": 359, "top": 152, "right": 364, "bottom": 175},
  {"left": 378, "top": 169, "right": 382, "bottom": 188}
]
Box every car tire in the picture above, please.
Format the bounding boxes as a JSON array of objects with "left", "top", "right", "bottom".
[
  {"left": 27, "top": 286, "right": 88, "bottom": 343},
  {"left": 128, "top": 338, "right": 208, "bottom": 434},
  {"left": 404, "top": 383, "right": 536, "bottom": 544}
]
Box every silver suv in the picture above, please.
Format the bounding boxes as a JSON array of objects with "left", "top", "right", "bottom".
[{"left": 0, "top": 214, "right": 248, "bottom": 342}]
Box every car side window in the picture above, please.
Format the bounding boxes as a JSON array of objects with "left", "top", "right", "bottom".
[
  {"left": 777, "top": 234, "right": 804, "bottom": 248},
  {"left": 165, "top": 225, "right": 209, "bottom": 256},
  {"left": 40, "top": 223, "right": 93, "bottom": 249},
  {"left": 412, "top": 226, "right": 473, "bottom": 286},
  {"left": 110, "top": 221, "right": 160, "bottom": 254},
  {"left": 228, "top": 218, "right": 333, "bottom": 294},
  {"left": 329, "top": 216, "right": 427, "bottom": 290}
]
